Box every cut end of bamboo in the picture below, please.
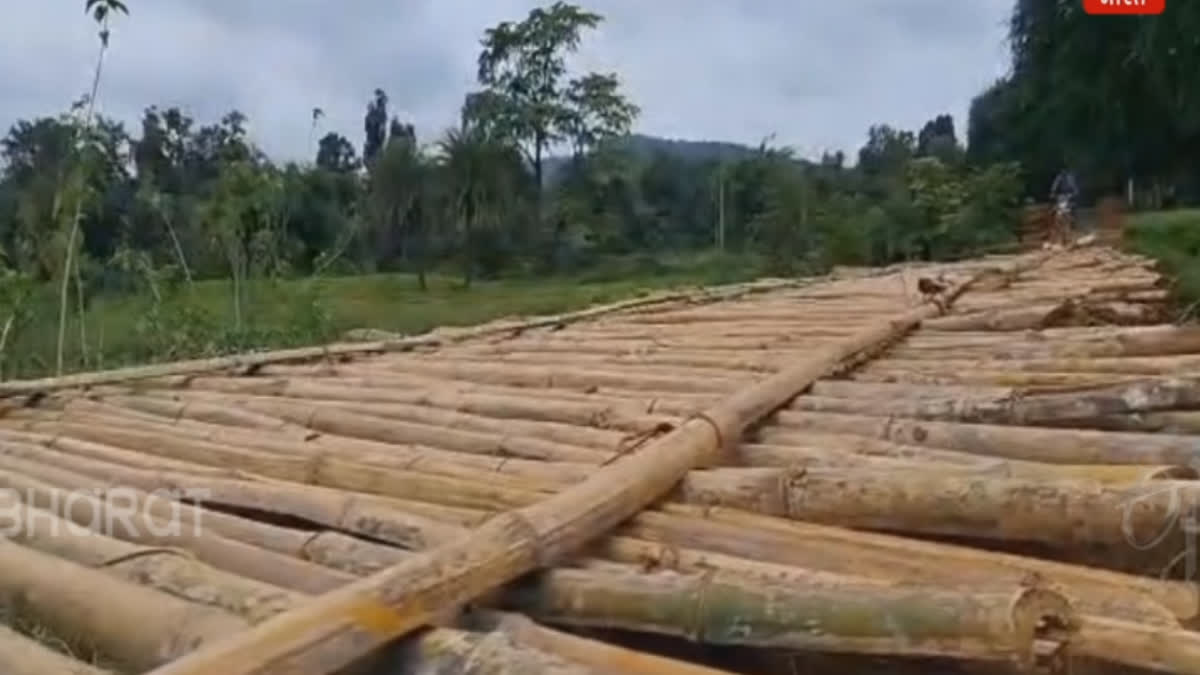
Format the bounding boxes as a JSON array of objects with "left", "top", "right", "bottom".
[{"left": 1008, "top": 586, "right": 1076, "bottom": 673}]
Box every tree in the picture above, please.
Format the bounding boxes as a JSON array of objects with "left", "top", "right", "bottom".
[
  {"left": 389, "top": 118, "right": 415, "bottom": 145},
  {"left": 315, "top": 132, "right": 359, "bottom": 173},
  {"left": 437, "top": 122, "right": 528, "bottom": 286},
  {"left": 363, "top": 89, "right": 389, "bottom": 167},
  {"left": 0, "top": 116, "right": 79, "bottom": 279},
  {"left": 202, "top": 160, "right": 285, "bottom": 329},
  {"left": 916, "top": 114, "right": 962, "bottom": 165},
  {"left": 858, "top": 125, "right": 916, "bottom": 177},
  {"left": 367, "top": 133, "right": 429, "bottom": 287},
  {"left": 750, "top": 155, "right": 818, "bottom": 275},
  {"left": 979, "top": 0, "right": 1200, "bottom": 202},
  {"left": 472, "top": 1, "right": 639, "bottom": 207}
]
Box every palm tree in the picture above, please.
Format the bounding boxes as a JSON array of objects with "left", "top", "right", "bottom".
[{"left": 436, "top": 123, "right": 526, "bottom": 287}]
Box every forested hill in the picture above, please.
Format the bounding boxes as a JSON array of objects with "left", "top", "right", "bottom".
[
  {"left": 544, "top": 133, "right": 765, "bottom": 179},
  {"left": 616, "top": 134, "right": 763, "bottom": 162}
]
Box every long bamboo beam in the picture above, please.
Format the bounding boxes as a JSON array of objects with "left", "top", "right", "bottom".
[{"left": 148, "top": 249, "right": 1059, "bottom": 675}]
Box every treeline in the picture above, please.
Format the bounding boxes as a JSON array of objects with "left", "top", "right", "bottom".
[
  {"left": 7, "top": 0, "right": 1195, "bottom": 374},
  {"left": 0, "top": 4, "right": 1023, "bottom": 290}
]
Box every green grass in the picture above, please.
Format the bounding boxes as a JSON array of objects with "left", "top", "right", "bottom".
[
  {"left": 1, "top": 250, "right": 766, "bottom": 379},
  {"left": 1125, "top": 208, "right": 1200, "bottom": 316}
]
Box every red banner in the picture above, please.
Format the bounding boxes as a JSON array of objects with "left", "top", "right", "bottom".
[{"left": 1082, "top": 0, "right": 1165, "bottom": 14}]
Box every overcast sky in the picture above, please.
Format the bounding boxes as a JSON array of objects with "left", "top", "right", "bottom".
[{"left": 1, "top": 0, "right": 1013, "bottom": 163}]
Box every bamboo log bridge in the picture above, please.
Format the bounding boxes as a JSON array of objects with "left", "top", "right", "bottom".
[{"left": 3, "top": 239, "right": 1200, "bottom": 674}]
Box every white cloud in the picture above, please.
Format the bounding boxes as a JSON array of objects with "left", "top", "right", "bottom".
[{"left": 0, "top": 0, "right": 1013, "bottom": 162}]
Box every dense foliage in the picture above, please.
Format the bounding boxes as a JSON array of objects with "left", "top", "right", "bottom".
[
  {"left": 5, "top": 0, "right": 1196, "bottom": 375},
  {"left": 969, "top": 0, "right": 1200, "bottom": 206}
]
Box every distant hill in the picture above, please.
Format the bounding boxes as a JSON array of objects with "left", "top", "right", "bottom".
[
  {"left": 615, "top": 133, "right": 762, "bottom": 163},
  {"left": 543, "top": 133, "right": 762, "bottom": 182}
]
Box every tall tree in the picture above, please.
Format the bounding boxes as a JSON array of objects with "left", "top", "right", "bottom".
[
  {"left": 315, "top": 132, "right": 359, "bottom": 173},
  {"left": 363, "top": 88, "right": 389, "bottom": 167},
  {"left": 916, "top": 114, "right": 961, "bottom": 164},
  {"left": 471, "top": 1, "right": 639, "bottom": 202},
  {"left": 438, "top": 122, "right": 527, "bottom": 287},
  {"left": 367, "top": 132, "right": 428, "bottom": 287}
]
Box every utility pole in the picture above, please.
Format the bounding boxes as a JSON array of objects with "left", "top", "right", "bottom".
[
  {"left": 718, "top": 169, "right": 725, "bottom": 251},
  {"left": 715, "top": 163, "right": 726, "bottom": 251}
]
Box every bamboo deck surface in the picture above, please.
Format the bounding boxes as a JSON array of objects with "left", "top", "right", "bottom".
[{"left": 1, "top": 241, "right": 1198, "bottom": 674}]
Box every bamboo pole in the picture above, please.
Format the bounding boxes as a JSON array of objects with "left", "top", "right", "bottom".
[
  {"left": 140, "top": 374, "right": 677, "bottom": 433},
  {"left": 466, "top": 610, "right": 737, "bottom": 675},
  {"left": 630, "top": 506, "right": 1192, "bottom": 626},
  {"left": 0, "top": 492, "right": 304, "bottom": 623},
  {"left": 358, "top": 626, "right": 606, "bottom": 674},
  {"left": 2, "top": 487, "right": 716, "bottom": 675},
  {"left": 886, "top": 325, "right": 1200, "bottom": 361},
  {"left": 810, "top": 379, "right": 1016, "bottom": 399},
  {"left": 499, "top": 567, "right": 1073, "bottom": 670},
  {"left": 738, "top": 435, "right": 1194, "bottom": 484},
  {"left": 16, "top": 408, "right": 1190, "bottom": 619},
  {"left": 0, "top": 460, "right": 357, "bottom": 593},
  {"left": 8, "top": 449, "right": 1088, "bottom": 674},
  {"left": 0, "top": 446, "right": 467, "bottom": 551},
  {"left": 0, "top": 464, "right": 738, "bottom": 675},
  {"left": 18, "top": 405, "right": 600, "bottom": 486},
  {"left": 0, "top": 624, "right": 113, "bottom": 675},
  {"left": 923, "top": 300, "right": 1165, "bottom": 332},
  {"left": 769, "top": 410, "right": 1200, "bottom": 466},
  {"left": 0, "top": 539, "right": 247, "bottom": 671},
  {"left": 149, "top": 250, "right": 1057, "bottom": 675},
  {"left": 19, "top": 390, "right": 1196, "bottom": 572},
  {"left": 1086, "top": 410, "right": 1200, "bottom": 434},
  {"left": 787, "top": 376, "right": 1200, "bottom": 426},
  {"left": 853, "top": 368, "right": 1148, "bottom": 389},
  {"left": 22, "top": 432, "right": 1181, "bottom": 654},
  {"left": 6, "top": 415, "right": 563, "bottom": 511},
  {"left": 859, "top": 354, "right": 1200, "bottom": 377},
  {"left": 678, "top": 467, "right": 1194, "bottom": 570},
  {"left": 105, "top": 389, "right": 626, "bottom": 454},
  {"left": 363, "top": 359, "right": 751, "bottom": 394},
  {"left": 1074, "top": 615, "right": 1200, "bottom": 674}
]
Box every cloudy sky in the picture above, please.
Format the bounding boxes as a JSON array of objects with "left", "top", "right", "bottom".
[{"left": 1, "top": 0, "right": 1013, "bottom": 163}]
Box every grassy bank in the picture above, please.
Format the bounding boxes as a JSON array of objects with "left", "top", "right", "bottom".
[
  {"left": 0, "top": 251, "right": 765, "bottom": 380},
  {"left": 1125, "top": 208, "right": 1200, "bottom": 316}
]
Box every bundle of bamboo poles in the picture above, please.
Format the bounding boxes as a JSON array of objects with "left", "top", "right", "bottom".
[{"left": 2, "top": 241, "right": 1200, "bottom": 674}]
